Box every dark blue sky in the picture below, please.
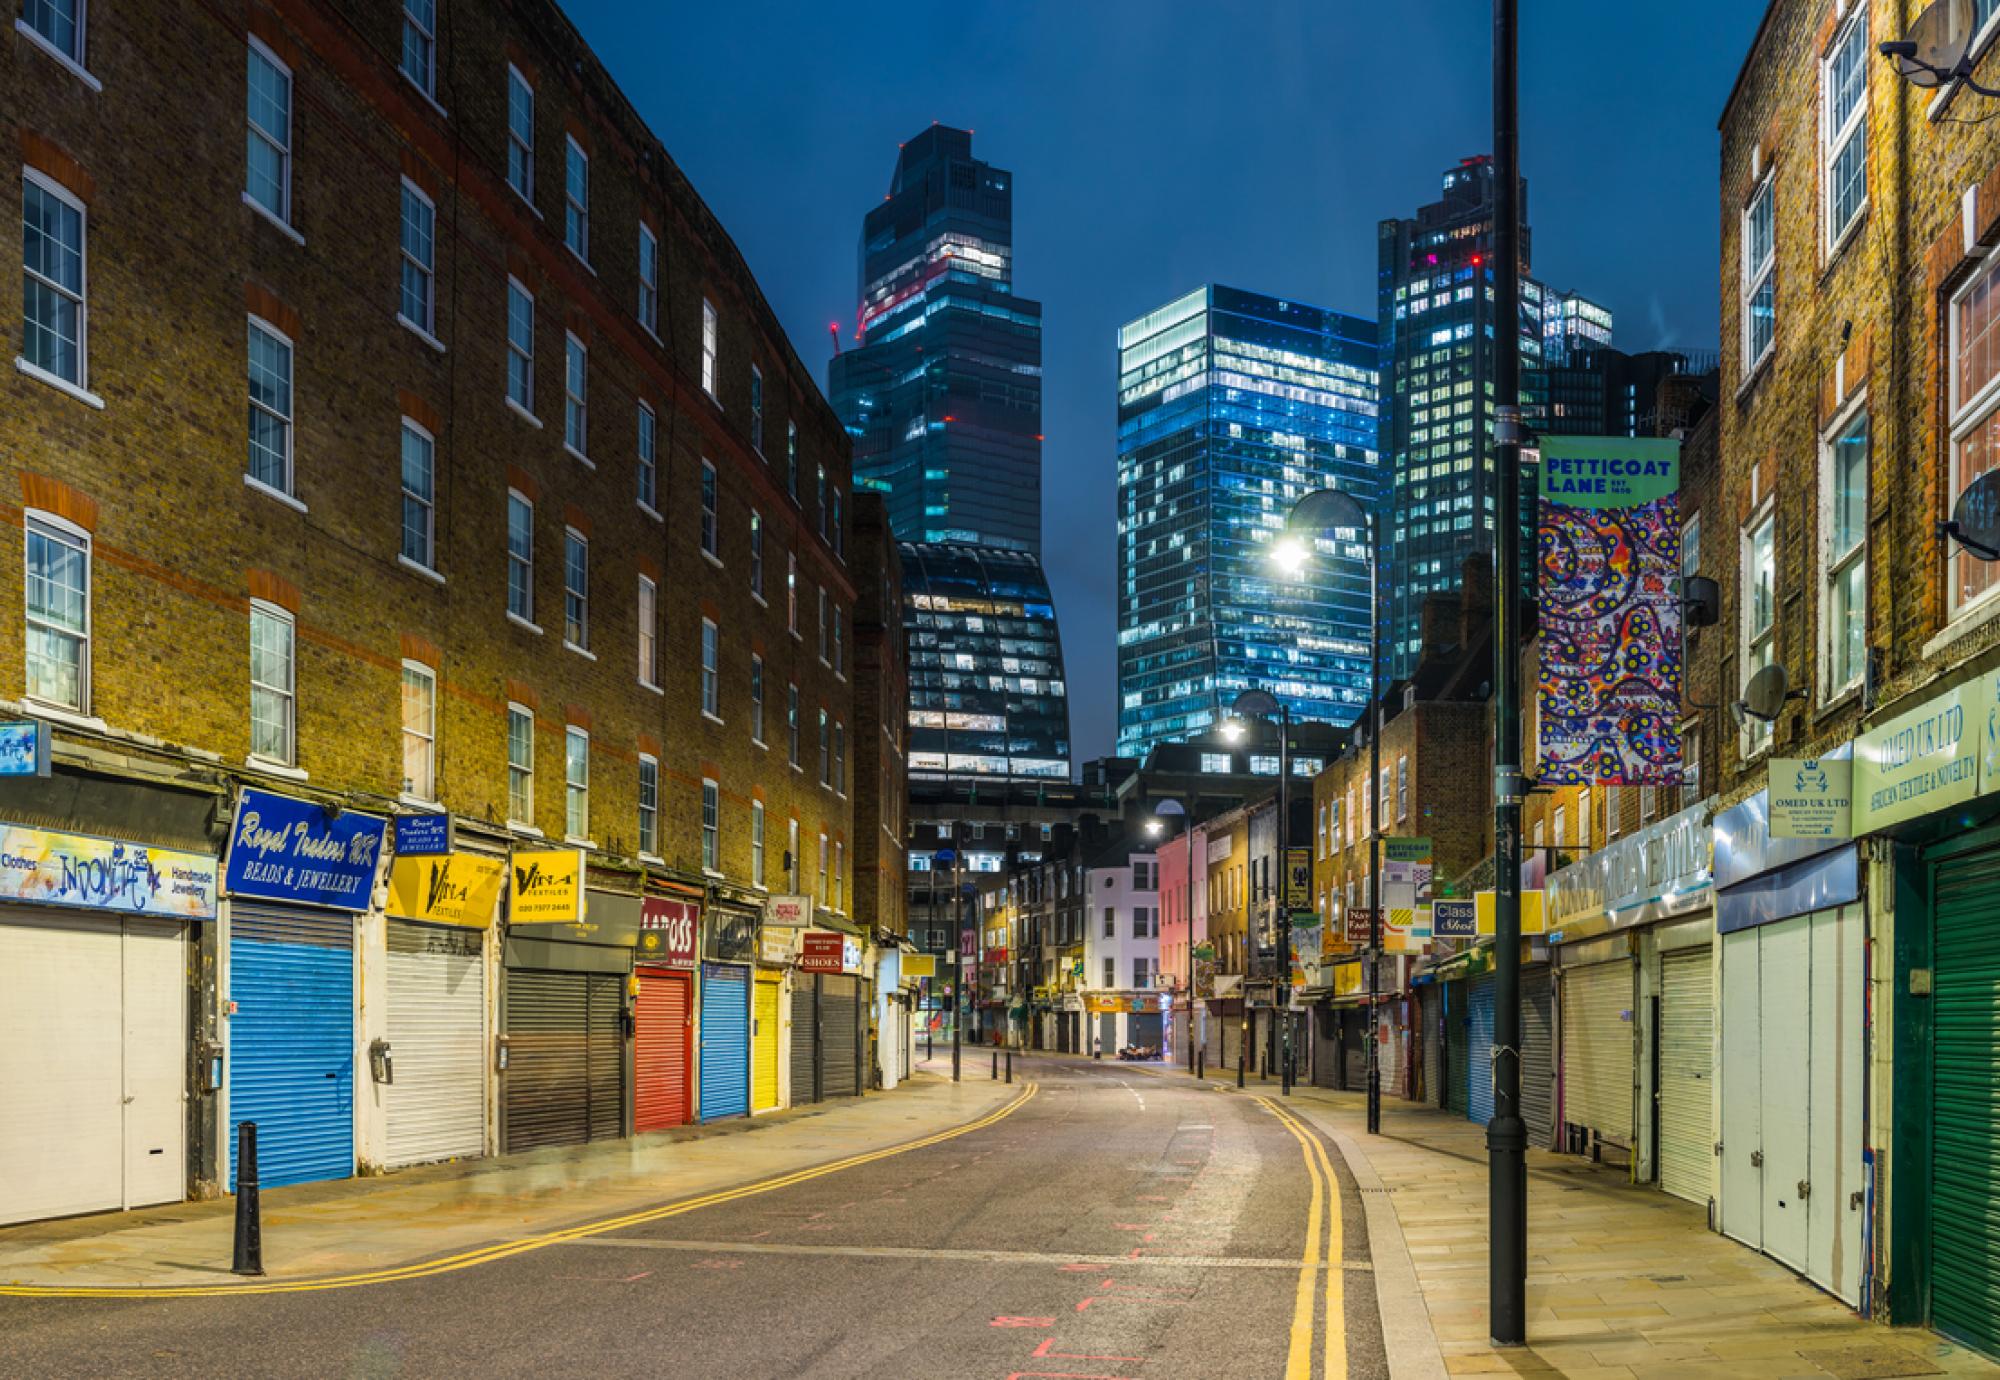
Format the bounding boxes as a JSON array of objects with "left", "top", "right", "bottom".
[{"left": 564, "top": 0, "right": 1764, "bottom": 764}]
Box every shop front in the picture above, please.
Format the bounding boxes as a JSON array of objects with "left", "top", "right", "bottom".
[
  {"left": 221, "top": 786, "right": 387, "bottom": 1191},
  {"left": 374, "top": 819, "right": 506, "bottom": 1169},
  {"left": 796, "top": 928, "right": 865, "bottom": 1099},
  {"left": 697, "top": 902, "right": 759, "bottom": 1121},
  {"left": 633, "top": 891, "right": 699, "bottom": 1133},
  {"left": 500, "top": 853, "right": 633, "bottom": 1151},
  {"left": 0, "top": 809, "right": 219, "bottom": 1225}
]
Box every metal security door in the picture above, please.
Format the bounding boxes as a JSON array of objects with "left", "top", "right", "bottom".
[
  {"left": 1313, "top": 1005, "right": 1340, "bottom": 1089},
  {"left": 1560, "top": 958, "right": 1633, "bottom": 1148},
  {"left": 752, "top": 973, "right": 781, "bottom": 1112},
  {"left": 790, "top": 977, "right": 821, "bottom": 1104},
  {"left": 700, "top": 963, "right": 750, "bottom": 1121},
  {"left": 633, "top": 967, "right": 691, "bottom": 1133},
  {"left": 822, "top": 975, "right": 861, "bottom": 1098},
  {"left": 1719, "top": 926, "right": 1762, "bottom": 1250},
  {"left": 1757, "top": 916, "right": 1811, "bottom": 1274},
  {"left": 1467, "top": 973, "right": 1497, "bottom": 1125},
  {"left": 1421, "top": 986, "right": 1442, "bottom": 1108},
  {"left": 504, "top": 967, "right": 621, "bottom": 1151},
  {"left": 383, "top": 921, "right": 485, "bottom": 1168},
  {"left": 1520, "top": 968, "right": 1555, "bottom": 1147},
  {"left": 1932, "top": 846, "right": 2000, "bottom": 1355},
  {"left": 1445, "top": 980, "right": 1470, "bottom": 1116},
  {"left": 1657, "top": 947, "right": 1713, "bottom": 1208},
  {"left": 229, "top": 904, "right": 354, "bottom": 1190}
]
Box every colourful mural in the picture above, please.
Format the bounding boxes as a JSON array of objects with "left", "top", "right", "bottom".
[{"left": 1537, "top": 436, "right": 1684, "bottom": 786}]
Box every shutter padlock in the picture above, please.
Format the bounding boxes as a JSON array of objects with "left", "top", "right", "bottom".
[
  {"left": 1750, "top": 1150, "right": 1763, "bottom": 1167},
  {"left": 1797, "top": 1179, "right": 1810, "bottom": 1199}
]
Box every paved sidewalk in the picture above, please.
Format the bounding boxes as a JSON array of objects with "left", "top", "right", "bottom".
[
  {"left": 1102, "top": 1055, "right": 1998, "bottom": 1379},
  {"left": 0, "top": 1074, "right": 1020, "bottom": 1290}
]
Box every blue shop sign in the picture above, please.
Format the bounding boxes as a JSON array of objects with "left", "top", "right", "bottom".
[
  {"left": 393, "top": 812, "right": 453, "bottom": 856},
  {"left": 223, "top": 787, "right": 388, "bottom": 911}
]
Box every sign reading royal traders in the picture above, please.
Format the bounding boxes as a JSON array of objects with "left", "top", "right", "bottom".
[{"left": 224, "top": 787, "right": 387, "bottom": 911}]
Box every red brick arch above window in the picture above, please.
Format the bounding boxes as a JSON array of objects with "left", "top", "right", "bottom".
[
  {"left": 564, "top": 505, "right": 592, "bottom": 538},
  {"left": 506, "top": 678, "right": 539, "bottom": 711},
  {"left": 19, "top": 132, "right": 93, "bottom": 204},
  {"left": 565, "top": 703, "right": 592, "bottom": 731},
  {"left": 20, "top": 473, "right": 99, "bottom": 533},
  {"left": 245, "top": 10, "right": 303, "bottom": 72},
  {"left": 637, "top": 732, "right": 662, "bottom": 758},
  {"left": 246, "top": 568, "right": 301, "bottom": 614},
  {"left": 398, "top": 389, "right": 442, "bottom": 435},
  {"left": 400, "top": 632, "right": 441, "bottom": 668},
  {"left": 399, "top": 148, "right": 440, "bottom": 201},
  {"left": 506, "top": 464, "right": 541, "bottom": 503},
  {"left": 245, "top": 281, "right": 302, "bottom": 340}
]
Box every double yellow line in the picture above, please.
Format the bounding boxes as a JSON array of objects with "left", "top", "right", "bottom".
[
  {"left": 2, "top": 1084, "right": 1039, "bottom": 1300},
  {"left": 1257, "top": 1096, "right": 1347, "bottom": 1380}
]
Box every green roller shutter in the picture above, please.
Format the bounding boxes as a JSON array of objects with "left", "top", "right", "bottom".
[
  {"left": 1931, "top": 847, "right": 2000, "bottom": 1356},
  {"left": 1445, "top": 980, "right": 1469, "bottom": 1116}
]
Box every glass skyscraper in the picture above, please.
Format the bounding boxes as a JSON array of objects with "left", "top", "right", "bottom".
[
  {"left": 901, "top": 542, "right": 1070, "bottom": 780},
  {"left": 1115, "top": 285, "right": 1381, "bottom": 759},
  {"left": 828, "top": 125, "right": 1043, "bottom": 553}
]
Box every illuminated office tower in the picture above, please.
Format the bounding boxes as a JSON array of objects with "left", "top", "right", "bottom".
[
  {"left": 1114, "top": 285, "right": 1381, "bottom": 758},
  {"left": 828, "top": 125, "right": 1043, "bottom": 552}
]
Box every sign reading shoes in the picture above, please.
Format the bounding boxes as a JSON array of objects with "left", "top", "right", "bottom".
[
  {"left": 510, "top": 848, "right": 585, "bottom": 923},
  {"left": 387, "top": 852, "right": 505, "bottom": 927}
]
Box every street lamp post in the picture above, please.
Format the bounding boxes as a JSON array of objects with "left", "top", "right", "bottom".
[
  {"left": 1149, "top": 800, "right": 1194, "bottom": 1074},
  {"left": 1229, "top": 689, "right": 1292, "bottom": 1097},
  {"left": 1278, "top": 486, "right": 1381, "bottom": 1134}
]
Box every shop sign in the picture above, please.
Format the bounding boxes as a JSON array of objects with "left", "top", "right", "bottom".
[
  {"left": 706, "top": 907, "right": 758, "bottom": 962},
  {"left": 1192, "top": 941, "right": 1215, "bottom": 961},
  {"left": 799, "top": 929, "right": 861, "bottom": 974},
  {"left": 763, "top": 894, "right": 811, "bottom": 927},
  {"left": 386, "top": 852, "right": 505, "bottom": 927},
  {"left": 392, "top": 812, "right": 453, "bottom": 856},
  {"left": 224, "top": 787, "right": 387, "bottom": 911},
  {"left": 1332, "top": 961, "right": 1363, "bottom": 998},
  {"left": 1085, "top": 993, "right": 1162, "bottom": 1014},
  {"left": 1344, "top": 906, "right": 1376, "bottom": 944},
  {"left": 1769, "top": 758, "right": 1854, "bottom": 839},
  {"left": 1284, "top": 847, "right": 1313, "bottom": 907},
  {"left": 1855, "top": 679, "right": 1979, "bottom": 833},
  {"left": 636, "top": 896, "right": 699, "bottom": 967},
  {"left": 0, "top": 720, "right": 51, "bottom": 776},
  {"left": 0, "top": 822, "right": 217, "bottom": 919},
  {"left": 983, "top": 946, "right": 1009, "bottom": 966},
  {"left": 1475, "top": 889, "right": 1546, "bottom": 935},
  {"left": 1545, "top": 798, "right": 1710, "bottom": 934},
  {"left": 1206, "top": 834, "right": 1234, "bottom": 864},
  {"left": 1384, "top": 837, "right": 1434, "bottom": 951},
  {"left": 1432, "top": 898, "right": 1477, "bottom": 938},
  {"left": 510, "top": 848, "right": 585, "bottom": 923},
  {"left": 903, "top": 953, "right": 937, "bottom": 979}
]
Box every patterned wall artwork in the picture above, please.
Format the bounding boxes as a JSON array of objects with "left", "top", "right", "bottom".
[{"left": 1537, "top": 436, "right": 1684, "bottom": 786}]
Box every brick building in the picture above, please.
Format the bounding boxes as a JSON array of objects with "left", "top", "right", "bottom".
[{"left": 0, "top": 0, "right": 891, "bottom": 1221}]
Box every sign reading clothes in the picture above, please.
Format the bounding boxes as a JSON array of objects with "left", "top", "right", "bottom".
[
  {"left": 224, "top": 787, "right": 387, "bottom": 911},
  {"left": 510, "top": 848, "right": 585, "bottom": 923},
  {"left": 0, "top": 823, "right": 217, "bottom": 918},
  {"left": 1536, "top": 436, "right": 1683, "bottom": 786},
  {"left": 386, "top": 852, "right": 505, "bottom": 928}
]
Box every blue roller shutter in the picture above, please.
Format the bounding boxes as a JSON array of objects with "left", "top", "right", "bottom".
[
  {"left": 1468, "top": 972, "right": 1497, "bottom": 1125},
  {"left": 700, "top": 963, "right": 750, "bottom": 1121},
  {"left": 228, "top": 904, "right": 354, "bottom": 1190}
]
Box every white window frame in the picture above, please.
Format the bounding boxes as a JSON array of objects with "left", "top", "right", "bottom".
[
  {"left": 700, "top": 459, "right": 719, "bottom": 559},
  {"left": 750, "top": 364, "right": 764, "bottom": 453},
  {"left": 749, "top": 509, "right": 764, "bottom": 600},
  {"left": 400, "top": 659, "right": 437, "bottom": 801},
  {"left": 817, "top": 586, "right": 829, "bottom": 664},
  {"left": 1948, "top": 255, "right": 2000, "bottom": 620},
  {"left": 19, "top": 168, "right": 91, "bottom": 397},
  {"left": 701, "top": 297, "right": 719, "bottom": 400},
  {"left": 638, "top": 222, "right": 658, "bottom": 334},
  {"left": 818, "top": 708, "right": 830, "bottom": 787},
  {"left": 506, "top": 277, "right": 536, "bottom": 419},
  {"left": 787, "top": 816, "right": 800, "bottom": 892},
  {"left": 400, "top": 0, "right": 436, "bottom": 97},
  {"left": 563, "top": 136, "right": 589, "bottom": 262},
  {"left": 247, "top": 599, "right": 294, "bottom": 767},
  {"left": 399, "top": 416, "right": 436, "bottom": 573},
  {"left": 563, "top": 331, "right": 589, "bottom": 462},
  {"left": 638, "top": 574, "right": 659, "bottom": 690},
  {"left": 21, "top": 0, "right": 88, "bottom": 72},
  {"left": 1740, "top": 501, "right": 1777, "bottom": 756},
  {"left": 787, "top": 553, "right": 798, "bottom": 635},
  {"left": 637, "top": 401, "right": 658, "bottom": 515},
  {"left": 505, "top": 63, "right": 534, "bottom": 205},
  {"left": 565, "top": 725, "right": 590, "bottom": 842},
  {"left": 638, "top": 752, "right": 659, "bottom": 859},
  {"left": 750, "top": 654, "right": 766, "bottom": 745},
  {"left": 563, "top": 526, "right": 589, "bottom": 652},
  {"left": 506, "top": 702, "right": 534, "bottom": 828},
  {"left": 1741, "top": 172, "right": 1776, "bottom": 376},
  {"left": 245, "top": 38, "right": 292, "bottom": 225},
  {"left": 24, "top": 510, "right": 90, "bottom": 714},
  {"left": 817, "top": 832, "right": 829, "bottom": 905},
  {"left": 246, "top": 314, "right": 294, "bottom": 499},
  {"left": 1820, "top": 397, "right": 1869, "bottom": 700},
  {"left": 787, "top": 682, "right": 800, "bottom": 768},
  {"left": 751, "top": 799, "right": 766, "bottom": 889},
  {"left": 398, "top": 177, "right": 437, "bottom": 338},
  {"left": 700, "top": 617, "right": 720, "bottom": 721},
  {"left": 506, "top": 489, "right": 535, "bottom": 628},
  {"left": 833, "top": 606, "right": 844, "bottom": 680},
  {"left": 1821, "top": 7, "right": 1868, "bottom": 257},
  {"left": 701, "top": 777, "right": 720, "bottom": 874}
]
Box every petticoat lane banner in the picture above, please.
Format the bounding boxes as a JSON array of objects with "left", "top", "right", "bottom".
[{"left": 1537, "top": 435, "right": 1684, "bottom": 786}]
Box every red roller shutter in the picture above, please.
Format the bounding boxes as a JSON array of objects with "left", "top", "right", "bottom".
[{"left": 634, "top": 967, "right": 691, "bottom": 1133}]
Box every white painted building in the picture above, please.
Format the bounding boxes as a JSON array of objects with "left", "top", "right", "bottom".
[{"left": 1080, "top": 843, "right": 1162, "bottom": 1055}]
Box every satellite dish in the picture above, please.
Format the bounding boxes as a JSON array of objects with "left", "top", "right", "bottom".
[
  {"left": 1736, "top": 662, "right": 1798, "bottom": 725},
  {"left": 1948, "top": 467, "right": 2000, "bottom": 561},
  {"left": 1888, "top": 0, "right": 1976, "bottom": 87},
  {"left": 1683, "top": 575, "right": 1722, "bottom": 629}
]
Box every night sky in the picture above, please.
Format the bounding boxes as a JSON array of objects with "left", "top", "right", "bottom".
[{"left": 561, "top": 0, "right": 1765, "bottom": 766}]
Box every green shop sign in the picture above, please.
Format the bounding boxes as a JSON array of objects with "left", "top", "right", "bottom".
[{"left": 1852, "top": 672, "right": 1999, "bottom": 833}]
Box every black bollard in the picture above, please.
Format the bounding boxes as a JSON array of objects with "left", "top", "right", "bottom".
[
  {"left": 232, "top": 1121, "right": 264, "bottom": 1276},
  {"left": 1197, "top": 1048, "right": 1205, "bottom": 1080},
  {"left": 991, "top": 1048, "right": 998, "bottom": 1080},
  {"left": 1005, "top": 1049, "right": 1013, "bottom": 1084}
]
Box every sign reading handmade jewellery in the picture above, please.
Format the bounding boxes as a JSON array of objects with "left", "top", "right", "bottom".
[
  {"left": 224, "top": 787, "right": 386, "bottom": 910},
  {"left": 387, "top": 851, "right": 505, "bottom": 927},
  {"left": 509, "top": 848, "right": 585, "bottom": 923},
  {"left": 0, "top": 822, "right": 217, "bottom": 918}
]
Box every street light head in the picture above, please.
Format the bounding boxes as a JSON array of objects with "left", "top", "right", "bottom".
[
  {"left": 1269, "top": 536, "right": 1309, "bottom": 577},
  {"left": 1145, "top": 819, "right": 1164, "bottom": 838},
  {"left": 1221, "top": 718, "right": 1245, "bottom": 743}
]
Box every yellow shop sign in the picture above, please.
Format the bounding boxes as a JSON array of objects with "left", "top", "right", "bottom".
[
  {"left": 510, "top": 848, "right": 585, "bottom": 923},
  {"left": 388, "top": 852, "right": 506, "bottom": 928}
]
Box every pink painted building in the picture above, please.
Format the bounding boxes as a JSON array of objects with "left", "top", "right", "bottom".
[{"left": 1155, "top": 821, "right": 1208, "bottom": 1065}]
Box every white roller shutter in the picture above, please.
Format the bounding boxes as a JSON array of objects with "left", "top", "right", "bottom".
[
  {"left": 1658, "top": 946, "right": 1714, "bottom": 1207},
  {"left": 384, "top": 920, "right": 486, "bottom": 1168},
  {"left": 1561, "top": 958, "right": 1634, "bottom": 1147}
]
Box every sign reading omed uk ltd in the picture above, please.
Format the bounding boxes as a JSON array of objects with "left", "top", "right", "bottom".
[
  {"left": 223, "top": 787, "right": 387, "bottom": 911},
  {"left": 1854, "top": 679, "right": 1982, "bottom": 834}
]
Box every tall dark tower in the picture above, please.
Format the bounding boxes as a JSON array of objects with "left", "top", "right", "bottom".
[{"left": 828, "top": 125, "right": 1044, "bottom": 553}]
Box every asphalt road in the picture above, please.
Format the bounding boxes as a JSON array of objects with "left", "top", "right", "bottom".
[{"left": 0, "top": 1057, "right": 1389, "bottom": 1379}]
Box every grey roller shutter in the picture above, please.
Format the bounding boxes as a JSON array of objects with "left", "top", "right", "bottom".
[
  {"left": 1561, "top": 958, "right": 1634, "bottom": 1147},
  {"left": 1521, "top": 967, "right": 1555, "bottom": 1146},
  {"left": 1658, "top": 947, "right": 1714, "bottom": 1207},
  {"left": 822, "top": 974, "right": 860, "bottom": 1098},
  {"left": 1421, "top": 986, "right": 1442, "bottom": 1108},
  {"left": 790, "top": 976, "right": 820, "bottom": 1105},
  {"left": 504, "top": 968, "right": 624, "bottom": 1151},
  {"left": 384, "top": 921, "right": 485, "bottom": 1168}
]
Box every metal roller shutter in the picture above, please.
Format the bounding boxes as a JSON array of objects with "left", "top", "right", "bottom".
[
  {"left": 790, "top": 977, "right": 820, "bottom": 1104},
  {"left": 1521, "top": 967, "right": 1556, "bottom": 1147},
  {"left": 1658, "top": 947, "right": 1713, "bottom": 1207},
  {"left": 1222, "top": 1012, "right": 1244, "bottom": 1072},
  {"left": 752, "top": 974, "right": 781, "bottom": 1112},
  {"left": 1468, "top": 973, "right": 1497, "bottom": 1124},
  {"left": 384, "top": 921, "right": 485, "bottom": 1168},
  {"left": 1421, "top": 986, "right": 1442, "bottom": 1107},
  {"left": 822, "top": 975, "right": 860, "bottom": 1098},
  {"left": 1445, "top": 980, "right": 1469, "bottom": 1116},
  {"left": 1312, "top": 1005, "right": 1339, "bottom": 1089},
  {"left": 1341, "top": 1007, "right": 1367, "bottom": 1089},
  {"left": 1562, "top": 958, "right": 1634, "bottom": 1147},
  {"left": 633, "top": 967, "right": 691, "bottom": 1133},
  {"left": 229, "top": 904, "right": 354, "bottom": 1190},
  {"left": 1129, "top": 1012, "right": 1162, "bottom": 1049},
  {"left": 1932, "top": 847, "right": 2000, "bottom": 1356},
  {"left": 1378, "top": 1004, "right": 1405, "bottom": 1099},
  {"left": 504, "top": 968, "right": 623, "bottom": 1151},
  {"left": 700, "top": 963, "right": 750, "bottom": 1121}
]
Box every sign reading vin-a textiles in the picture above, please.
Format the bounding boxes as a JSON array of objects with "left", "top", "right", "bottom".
[
  {"left": 223, "top": 787, "right": 388, "bottom": 911},
  {"left": 1536, "top": 436, "right": 1683, "bottom": 786}
]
